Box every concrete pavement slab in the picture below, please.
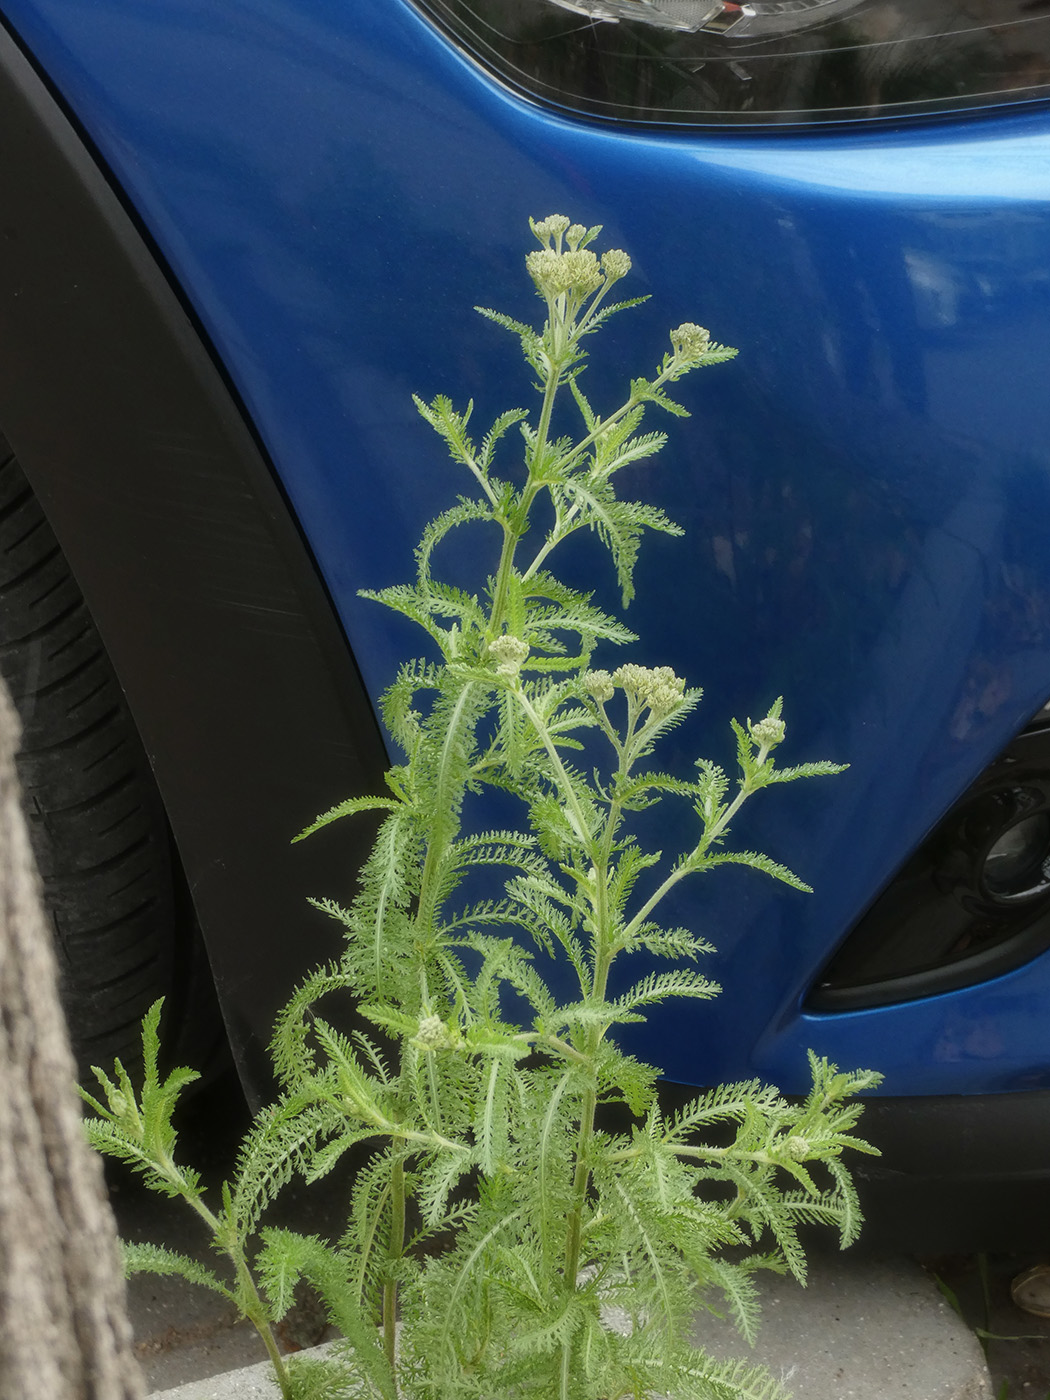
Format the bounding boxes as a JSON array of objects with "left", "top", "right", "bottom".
[{"left": 148, "top": 1254, "right": 992, "bottom": 1400}]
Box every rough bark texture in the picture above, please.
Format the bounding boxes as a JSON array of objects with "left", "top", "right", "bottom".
[{"left": 0, "top": 679, "right": 144, "bottom": 1398}]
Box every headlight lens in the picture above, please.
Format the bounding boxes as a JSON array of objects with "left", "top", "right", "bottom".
[
  {"left": 409, "top": 0, "right": 1050, "bottom": 126},
  {"left": 547, "top": 0, "right": 864, "bottom": 39}
]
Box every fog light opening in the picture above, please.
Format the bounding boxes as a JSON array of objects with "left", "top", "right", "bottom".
[
  {"left": 807, "top": 708, "right": 1050, "bottom": 1010},
  {"left": 982, "top": 812, "right": 1050, "bottom": 901}
]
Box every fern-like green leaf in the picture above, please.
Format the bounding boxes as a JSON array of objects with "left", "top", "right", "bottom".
[
  {"left": 293, "top": 797, "right": 400, "bottom": 844},
  {"left": 260, "top": 1229, "right": 397, "bottom": 1400},
  {"left": 614, "top": 969, "right": 720, "bottom": 1017},
  {"left": 698, "top": 849, "right": 813, "bottom": 893},
  {"left": 122, "top": 1241, "right": 234, "bottom": 1300}
]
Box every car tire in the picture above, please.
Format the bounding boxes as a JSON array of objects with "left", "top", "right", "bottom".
[{"left": 0, "top": 433, "right": 188, "bottom": 1079}]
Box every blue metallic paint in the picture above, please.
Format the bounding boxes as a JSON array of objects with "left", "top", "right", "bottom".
[{"left": 4, "top": 0, "right": 1050, "bottom": 1095}]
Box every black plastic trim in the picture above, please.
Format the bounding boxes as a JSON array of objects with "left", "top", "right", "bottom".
[
  {"left": 0, "top": 18, "right": 389, "bottom": 1104},
  {"left": 848, "top": 1089, "right": 1050, "bottom": 1252}
]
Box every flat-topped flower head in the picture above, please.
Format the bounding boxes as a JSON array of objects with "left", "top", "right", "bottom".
[
  {"left": 646, "top": 666, "right": 687, "bottom": 718},
  {"left": 526, "top": 248, "right": 604, "bottom": 299},
  {"left": 612, "top": 663, "right": 686, "bottom": 718},
  {"left": 416, "top": 1015, "right": 446, "bottom": 1047},
  {"left": 612, "top": 663, "right": 649, "bottom": 695}
]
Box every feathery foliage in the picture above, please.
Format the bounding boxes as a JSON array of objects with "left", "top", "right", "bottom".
[{"left": 83, "top": 213, "right": 880, "bottom": 1400}]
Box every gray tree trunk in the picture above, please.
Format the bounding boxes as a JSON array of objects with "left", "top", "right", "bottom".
[{"left": 0, "top": 679, "right": 144, "bottom": 1398}]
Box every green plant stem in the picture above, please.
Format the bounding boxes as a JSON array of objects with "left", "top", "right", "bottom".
[
  {"left": 621, "top": 776, "right": 757, "bottom": 943},
  {"left": 374, "top": 1120, "right": 467, "bottom": 1154},
  {"left": 607, "top": 1141, "right": 790, "bottom": 1167},
  {"left": 560, "top": 1331, "right": 574, "bottom": 1400},
  {"left": 414, "top": 683, "right": 480, "bottom": 938},
  {"left": 486, "top": 518, "right": 522, "bottom": 645},
  {"left": 154, "top": 1155, "right": 294, "bottom": 1400},
  {"left": 512, "top": 687, "right": 594, "bottom": 852},
  {"left": 520, "top": 394, "right": 642, "bottom": 586},
  {"left": 356, "top": 1179, "right": 391, "bottom": 1304},
  {"left": 488, "top": 337, "right": 563, "bottom": 637},
  {"left": 558, "top": 1064, "right": 598, "bottom": 1400},
  {"left": 376, "top": 462, "right": 538, "bottom": 1367},
  {"left": 512, "top": 665, "right": 625, "bottom": 1384},
  {"left": 462, "top": 449, "right": 501, "bottom": 508},
  {"left": 383, "top": 1158, "right": 406, "bottom": 1376},
  {"left": 372, "top": 412, "right": 547, "bottom": 1377},
  {"left": 234, "top": 1257, "right": 292, "bottom": 1399},
  {"left": 521, "top": 353, "right": 695, "bottom": 586},
  {"left": 558, "top": 802, "right": 625, "bottom": 1397},
  {"left": 550, "top": 356, "right": 680, "bottom": 481}
]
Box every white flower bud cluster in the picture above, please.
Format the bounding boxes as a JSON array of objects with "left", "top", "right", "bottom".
[
  {"left": 530, "top": 214, "right": 571, "bottom": 244},
  {"left": 749, "top": 715, "right": 786, "bottom": 750},
  {"left": 785, "top": 1134, "right": 810, "bottom": 1161},
  {"left": 488, "top": 634, "right": 530, "bottom": 677},
  {"left": 601, "top": 249, "right": 632, "bottom": 282},
  {"left": 526, "top": 248, "right": 604, "bottom": 299},
  {"left": 669, "top": 322, "right": 711, "bottom": 364},
  {"left": 612, "top": 663, "right": 686, "bottom": 718},
  {"left": 584, "top": 669, "right": 615, "bottom": 703},
  {"left": 414, "top": 1014, "right": 460, "bottom": 1052},
  {"left": 524, "top": 215, "right": 630, "bottom": 300}
]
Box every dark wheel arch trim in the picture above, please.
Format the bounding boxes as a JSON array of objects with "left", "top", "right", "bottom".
[{"left": 0, "top": 18, "right": 388, "bottom": 1104}]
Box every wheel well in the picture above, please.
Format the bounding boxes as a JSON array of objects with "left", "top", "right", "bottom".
[{"left": 0, "top": 17, "right": 388, "bottom": 1104}]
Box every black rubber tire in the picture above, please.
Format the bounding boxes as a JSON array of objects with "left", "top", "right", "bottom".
[{"left": 0, "top": 434, "right": 182, "bottom": 1079}]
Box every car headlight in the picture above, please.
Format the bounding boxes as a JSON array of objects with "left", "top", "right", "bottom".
[
  {"left": 408, "top": 0, "right": 1050, "bottom": 126},
  {"left": 546, "top": 0, "right": 863, "bottom": 39}
]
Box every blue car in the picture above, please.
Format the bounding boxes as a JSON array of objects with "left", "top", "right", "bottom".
[{"left": 2, "top": 0, "right": 1050, "bottom": 1248}]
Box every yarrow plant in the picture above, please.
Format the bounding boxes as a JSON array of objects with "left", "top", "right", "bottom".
[{"left": 84, "top": 214, "right": 880, "bottom": 1400}]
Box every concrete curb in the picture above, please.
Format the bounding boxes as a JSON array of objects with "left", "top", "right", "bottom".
[{"left": 148, "top": 1255, "right": 992, "bottom": 1400}]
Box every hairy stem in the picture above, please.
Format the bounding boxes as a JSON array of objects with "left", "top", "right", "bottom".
[
  {"left": 487, "top": 336, "right": 562, "bottom": 635},
  {"left": 486, "top": 518, "right": 523, "bottom": 646},
  {"left": 622, "top": 776, "right": 757, "bottom": 942},
  {"left": 383, "top": 1158, "right": 406, "bottom": 1376},
  {"left": 156, "top": 1161, "right": 294, "bottom": 1400},
  {"left": 414, "top": 683, "right": 480, "bottom": 940},
  {"left": 235, "top": 1256, "right": 293, "bottom": 1400},
  {"left": 513, "top": 687, "right": 594, "bottom": 855},
  {"left": 558, "top": 785, "right": 626, "bottom": 1393}
]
